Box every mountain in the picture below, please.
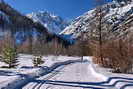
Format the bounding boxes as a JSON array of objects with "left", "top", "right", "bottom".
[
  {"left": 27, "top": 11, "right": 69, "bottom": 34},
  {"left": 0, "top": 0, "right": 72, "bottom": 46},
  {"left": 60, "top": 0, "right": 133, "bottom": 40}
]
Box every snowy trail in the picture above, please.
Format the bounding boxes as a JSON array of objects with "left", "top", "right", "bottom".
[
  {"left": 2, "top": 55, "right": 132, "bottom": 89},
  {"left": 22, "top": 60, "right": 111, "bottom": 89}
]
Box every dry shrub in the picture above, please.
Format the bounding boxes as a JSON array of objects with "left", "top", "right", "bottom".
[
  {"left": 90, "top": 41, "right": 105, "bottom": 66},
  {"left": 103, "top": 39, "right": 133, "bottom": 73},
  {"left": 67, "top": 40, "right": 93, "bottom": 56},
  {"left": 91, "top": 39, "right": 133, "bottom": 73}
]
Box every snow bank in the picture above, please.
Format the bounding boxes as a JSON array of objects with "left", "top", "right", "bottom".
[
  {"left": 84, "top": 57, "right": 133, "bottom": 89},
  {"left": 89, "top": 64, "right": 108, "bottom": 81},
  {"left": 83, "top": 56, "right": 108, "bottom": 81}
]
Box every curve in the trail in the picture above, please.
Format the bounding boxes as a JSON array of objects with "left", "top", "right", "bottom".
[{"left": 22, "top": 60, "right": 111, "bottom": 89}]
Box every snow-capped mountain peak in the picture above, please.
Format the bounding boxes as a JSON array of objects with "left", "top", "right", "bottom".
[{"left": 27, "top": 11, "right": 69, "bottom": 34}]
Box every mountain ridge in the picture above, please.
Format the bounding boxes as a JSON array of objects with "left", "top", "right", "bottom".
[{"left": 60, "top": 0, "right": 133, "bottom": 41}]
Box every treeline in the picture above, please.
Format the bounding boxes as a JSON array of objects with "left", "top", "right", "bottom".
[
  {"left": 0, "top": 31, "right": 79, "bottom": 56},
  {"left": 14, "top": 36, "right": 90, "bottom": 56},
  {"left": 91, "top": 38, "right": 133, "bottom": 73}
]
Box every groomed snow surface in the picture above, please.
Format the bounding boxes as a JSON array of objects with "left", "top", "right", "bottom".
[{"left": 0, "top": 54, "right": 132, "bottom": 89}]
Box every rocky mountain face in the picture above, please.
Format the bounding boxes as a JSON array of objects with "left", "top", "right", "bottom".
[
  {"left": 27, "top": 11, "right": 69, "bottom": 34},
  {"left": 60, "top": 0, "right": 133, "bottom": 41}
]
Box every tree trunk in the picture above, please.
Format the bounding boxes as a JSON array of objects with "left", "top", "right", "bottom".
[{"left": 98, "top": 8, "right": 104, "bottom": 66}]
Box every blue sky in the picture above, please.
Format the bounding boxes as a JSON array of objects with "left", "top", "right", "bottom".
[{"left": 4, "top": 0, "right": 111, "bottom": 20}]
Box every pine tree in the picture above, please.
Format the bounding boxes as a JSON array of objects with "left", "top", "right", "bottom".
[
  {"left": 2, "top": 46, "right": 18, "bottom": 68},
  {"left": 33, "top": 55, "right": 44, "bottom": 67}
]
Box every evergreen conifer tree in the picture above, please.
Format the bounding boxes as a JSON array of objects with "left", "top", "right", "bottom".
[
  {"left": 33, "top": 55, "right": 44, "bottom": 67},
  {"left": 2, "top": 46, "right": 18, "bottom": 68}
]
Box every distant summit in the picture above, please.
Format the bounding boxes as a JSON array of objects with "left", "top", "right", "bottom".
[{"left": 27, "top": 11, "right": 69, "bottom": 34}]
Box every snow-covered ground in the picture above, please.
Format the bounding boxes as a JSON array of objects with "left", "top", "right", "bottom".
[{"left": 0, "top": 55, "right": 132, "bottom": 89}]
